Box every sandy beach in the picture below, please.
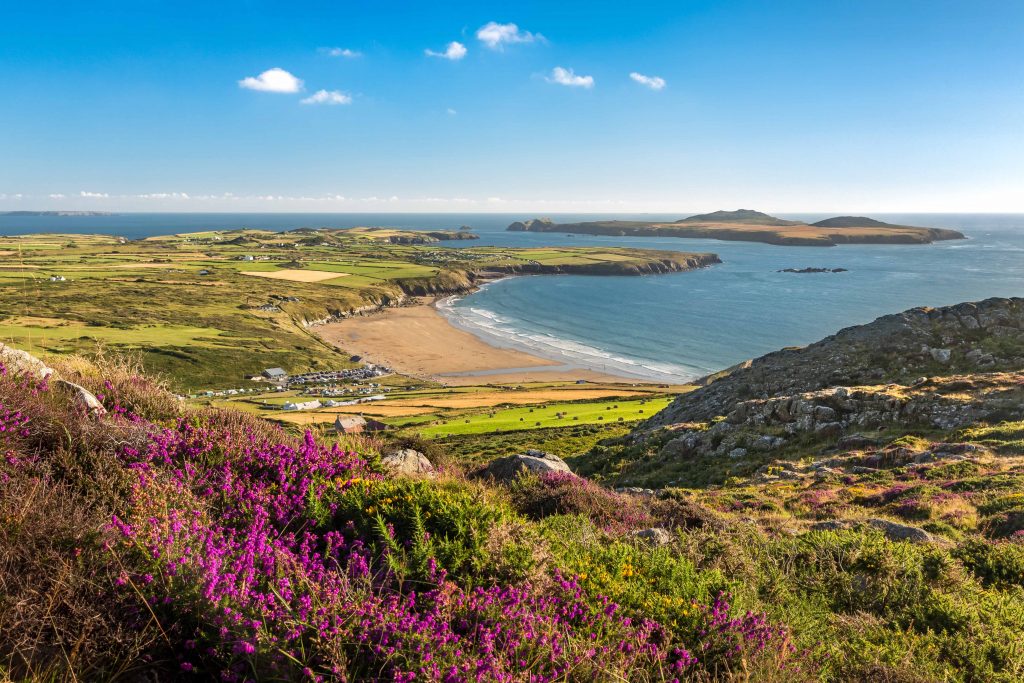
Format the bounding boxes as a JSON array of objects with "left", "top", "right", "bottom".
[{"left": 314, "top": 301, "right": 634, "bottom": 386}]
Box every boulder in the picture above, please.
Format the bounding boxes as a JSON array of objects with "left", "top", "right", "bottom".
[
  {"left": 54, "top": 379, "right": 107, "bottom": 415},
  {"left": 866, "top": 518, "right": 937, "bottom": 543},
  {"left": 380, "top": 449, "right": 434, "bottom": 476},
  {"left": 481, "top": 451, "right": 571, "bottom": 481},
  {"left": 628, "top": 527, "right": 673, "bottom": 545},
  {"left": 0, "top": 342, "right": 54, "bottom": 380},
  {"left": 929, "top": 347, "right": 952, "bottom": 364},
  {"left": 810, "top": 518, "right": 938, "bottom": 543}
]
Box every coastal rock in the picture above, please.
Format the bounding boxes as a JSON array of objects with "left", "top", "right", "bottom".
[
  {"left": 480, "top": 450, "right": 572, "bottom": 481},
  {"left": 621, "top": 298, "right": 1024, "bottom": 475},
  {"left": 380, "top": 449, "right": 435, "bottom": 476}
]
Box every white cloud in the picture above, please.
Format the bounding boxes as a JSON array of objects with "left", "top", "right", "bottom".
[
  {"left": 48, "top": 193, "right": 65, "bottom": 199},
  {"left": 425, "top": 41, "right": 467, "bottom": 60},
  {"left": 300, "top": 89, "right": 353, "bottom": 105},
  {"left": 79, "top": 191, "right": 109, "bottom": 198},
  {"left": 547, "top": 66, "right": 594, "bottom": 88},
  {"left": 320, "top": 47, "right": 361, "bottom": 58},
  {"left": 446, "top": 108, "right": 457, "bottom": 115},
  {"left": 238, "top": 68, "right": 304, "bottom": 93},
  {"left": 630, "top": 72, "right": 666, "bottom": 90},
  {"left": 137, "top": 192, "right": 190, "bottom": 199},
  {"left": 476, "top": 22, "right": 541, "bottom": 49}
]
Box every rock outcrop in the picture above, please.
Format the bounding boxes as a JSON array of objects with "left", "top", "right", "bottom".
[
  {"left": 634, "top": 298, "right": 1024, "bottom": 464},
  {"left": 479, "top": 450, "right": 572, "bottom": 482}
]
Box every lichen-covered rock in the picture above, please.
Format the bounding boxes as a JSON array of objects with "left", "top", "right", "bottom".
[
  {"left": 480, "top": 450, "right": 572, "bottom": 481},
  {"left": 0, "top": 342, "right": 54, "bottom": 380},
  {"left": 380, "top": 449, "right": 434, "bottom": 476},
  {"left": 628, "top": 527, "right": 673, "bottom": 545}
]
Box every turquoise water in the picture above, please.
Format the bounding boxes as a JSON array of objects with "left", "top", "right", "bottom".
[{"left": 1, "top": 212, "right": 1021, "bottom": 381}]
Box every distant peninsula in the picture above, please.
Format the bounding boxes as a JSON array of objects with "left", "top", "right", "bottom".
[
  {"left": 1, "top": 210, "right": 115, "bottom": 217},
  {"left": 508, "top": 210, "right": 966, "bottom": 247}
]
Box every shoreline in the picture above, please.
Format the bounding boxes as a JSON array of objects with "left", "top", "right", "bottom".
[{"left": 313, "top": 294, "right": 656, "bottom": 386}]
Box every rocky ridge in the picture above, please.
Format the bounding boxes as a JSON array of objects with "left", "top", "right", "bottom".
[{"left": 634, "top": 297, "right": 1024, "bottom": 463}]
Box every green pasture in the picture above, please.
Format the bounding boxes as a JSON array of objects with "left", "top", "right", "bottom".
[{"left": 410, "top": 396, "right": 672, "bottom": 437}]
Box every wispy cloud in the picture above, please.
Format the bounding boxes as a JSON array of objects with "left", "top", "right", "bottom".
[
  {"left": 425, "top": 41, "right": 467, "bottom": 61},
  {"left": 48, "top": 193, "right": 65, "bottom": 199},
  {"left": 629, "top": 72, "right": 666, "bottom": 90},
  {"left": 476, "top": 22, "right": 542, "bottom": 49},
  {"left": 320, "top": 47, "right": 361, "bottom": 58},
  {"left": 447, "top": 108, "right": 458, "bottom": 116},
  {"left": 547, "top": 66, "right": 594, "bottom": 88},
  {"left": 238, "top": 68, "right": 304, "bottom": 93},
  {"left": 300, "top": 89, "right": 353, "bottom": 105},
  {"left": 79, "top": 191, "right": 109, "bottom": 198}
]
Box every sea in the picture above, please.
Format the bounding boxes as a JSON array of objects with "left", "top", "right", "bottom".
[{"left": 2, "top": 212, "right": 1022, "bottom": 383}]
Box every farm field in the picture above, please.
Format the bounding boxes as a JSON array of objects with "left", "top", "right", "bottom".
[
  {"left": 407, "top": 396, "right": 674, "bottom": 437},
  {"left": 205, "top": 380, "right": 685, "bottom": 438},
  {"left": 0, "top": 228, "right": 715, "bottom": 389}
]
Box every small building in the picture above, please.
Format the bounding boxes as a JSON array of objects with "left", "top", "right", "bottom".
[
  {"left": 262, "top": 367, "right": 287, "bottom": 380},
  {"left": 334, "top": 415, "right": 387, "bottom": 435}
]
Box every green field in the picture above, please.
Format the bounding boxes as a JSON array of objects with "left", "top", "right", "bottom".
[
  {"left": 410, "top": 396, "right": 673, "bottom": 437},
  {"left": 0, "top": 228, "right": 713, "bottom": 390}
]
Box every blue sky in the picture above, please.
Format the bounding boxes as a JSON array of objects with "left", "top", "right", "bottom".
[{"left": 1, "top": 0, "right": 1022, "bottom": 212}]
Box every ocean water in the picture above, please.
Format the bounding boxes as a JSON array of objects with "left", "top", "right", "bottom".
[{"left": 2, "top": 212, "right": 1022, "bottom": 382}]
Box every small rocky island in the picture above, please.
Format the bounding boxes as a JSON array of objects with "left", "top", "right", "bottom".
[
  {"left": 778, "top": 267, "right": 849, "bottom": 273},
  {"left": 508, "top": 210, "right": 966, "bottom": 247}
]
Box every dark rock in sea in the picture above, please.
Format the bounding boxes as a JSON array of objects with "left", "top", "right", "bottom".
[{"left": 777, "top": 267, "right": 848, "bottom": 273}]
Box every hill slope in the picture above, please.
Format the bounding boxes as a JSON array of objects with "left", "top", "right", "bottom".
[{"left": 676, "top": 209, "right": 801, "bottom": 226}]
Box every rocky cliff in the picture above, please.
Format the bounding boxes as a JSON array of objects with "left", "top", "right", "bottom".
[{"left": 618, "top": 298, "right": 1024, "bottom": 477}]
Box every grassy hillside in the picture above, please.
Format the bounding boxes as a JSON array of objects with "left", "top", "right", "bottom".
[{"left": 1, "top": 340, "right": 1022, "bottom": 681}]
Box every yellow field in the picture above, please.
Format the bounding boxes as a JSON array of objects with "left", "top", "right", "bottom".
[
  {"left": 385, "top": 387, "right": 654, "bottom": 409},
  {"left": 243, "top": 269, "right": 350, "bottom": 283}
]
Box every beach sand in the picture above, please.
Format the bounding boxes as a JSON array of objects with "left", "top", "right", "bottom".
[{"left": 315, "top": 302, "right": 635, "bottom": 386}]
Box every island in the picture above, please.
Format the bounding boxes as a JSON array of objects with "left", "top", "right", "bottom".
[
  {"left": 0, "top": 210, "right": 115, "bottom": 216},
  {"left": 0, "top": 227, "right": 718, "bottom": 388},
  {"left": 508, "top": 209, "right": 966, "bottom": 246}
]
